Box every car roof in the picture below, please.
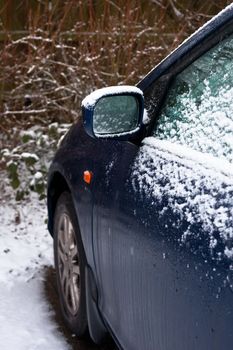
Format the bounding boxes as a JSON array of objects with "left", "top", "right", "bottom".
[{"left": 137, "top": 4, "right": 233, "bottom": 91}]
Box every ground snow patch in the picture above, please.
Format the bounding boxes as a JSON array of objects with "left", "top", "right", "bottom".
[
  {"left": 0, "top": 279, "right": 69, "bottom": 350},
  {"left": 0, "top": 197, "right": 69, "bottom": 350}
]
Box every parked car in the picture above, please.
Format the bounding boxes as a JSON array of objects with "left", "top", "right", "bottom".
[{"left": 47, "top": 5, "right": 233, "bottom": 350}]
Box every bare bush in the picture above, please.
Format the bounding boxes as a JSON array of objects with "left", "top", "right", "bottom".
[{"left": 0, "top": 0, "right": 230, "bottom": 131}]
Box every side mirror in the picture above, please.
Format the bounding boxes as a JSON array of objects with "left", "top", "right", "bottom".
[{"left": 82, "top": 86, "right": 144, "bottom": 139}]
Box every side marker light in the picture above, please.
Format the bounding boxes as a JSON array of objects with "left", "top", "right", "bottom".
[{"left": 83, "top": 170, "right": 93, "bottom": 184}]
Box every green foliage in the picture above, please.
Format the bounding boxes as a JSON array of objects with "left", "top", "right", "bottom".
[
  {"left": 7, "top": 161, "right": 18, "bottom": 174},
  {"left": 48, "top": 123, "right": 59, "bottom": 139},
  {"left": 2, "top": 123, "right": 70, "bottom": 201},
  {"left": 22, "top": 154, "right": 39, "bottom": 167},
  {"left": 16, "top": 190, "right": 26, "bottom": 201},
  {"left": 21, "top": 134, "right": 32, "bottom": 143},
  {"left": 7, "top": 161, "right": 20, "bottom": 189}
]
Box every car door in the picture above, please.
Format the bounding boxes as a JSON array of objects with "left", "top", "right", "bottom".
[{"left": 93, "top": 32, "right": 233, "bottom": 350}]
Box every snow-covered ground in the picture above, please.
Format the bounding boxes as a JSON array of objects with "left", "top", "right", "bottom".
[{"left": 0, "top": 195, "right": 70, "bottom": 350}]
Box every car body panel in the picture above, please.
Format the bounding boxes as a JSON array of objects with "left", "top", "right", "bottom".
[{"left": 89, "top": 137, "right": 233, "bottom": 350}]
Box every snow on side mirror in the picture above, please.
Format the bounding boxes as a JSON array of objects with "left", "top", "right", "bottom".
[{"left": 81, "top": 86, "right": 144, "bottom": 139}]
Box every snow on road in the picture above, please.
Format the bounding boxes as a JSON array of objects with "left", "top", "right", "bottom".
[{"left": 0, "top": 195, "right": 70, "bottom": 350}]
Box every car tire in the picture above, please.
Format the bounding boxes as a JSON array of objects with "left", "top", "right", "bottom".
[{"left": 53, "top": 191, "right": 88, "bottom": 337}]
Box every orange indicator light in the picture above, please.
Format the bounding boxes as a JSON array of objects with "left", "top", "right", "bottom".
[{"left": 83, "top": 170, "right": 93, "bottom": 184}]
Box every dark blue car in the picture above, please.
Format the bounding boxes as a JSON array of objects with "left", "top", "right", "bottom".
[{"left": 47, "top": 5, "right": 233, "bottom": 350}]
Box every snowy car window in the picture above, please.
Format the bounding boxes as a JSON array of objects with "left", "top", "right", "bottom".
[{"left": 153, "top": 34, "right": 233, "bottom": 163}]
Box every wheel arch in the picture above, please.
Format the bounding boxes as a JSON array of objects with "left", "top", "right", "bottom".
[{"left": 47, "top": 171, "right": 70, "bottom": 236}]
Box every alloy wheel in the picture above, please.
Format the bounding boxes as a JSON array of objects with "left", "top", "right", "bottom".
[{"left": 57, "top": 213, "right": 80, "bottom": 315}]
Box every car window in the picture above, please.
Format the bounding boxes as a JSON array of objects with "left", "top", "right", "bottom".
[{"left": 153, "top": 33, "right": 233, "bottom": 163}]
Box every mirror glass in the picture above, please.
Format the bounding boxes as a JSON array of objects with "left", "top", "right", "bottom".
[{"left": 93, "top": 95, "right": 139, "bottom": 135}]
